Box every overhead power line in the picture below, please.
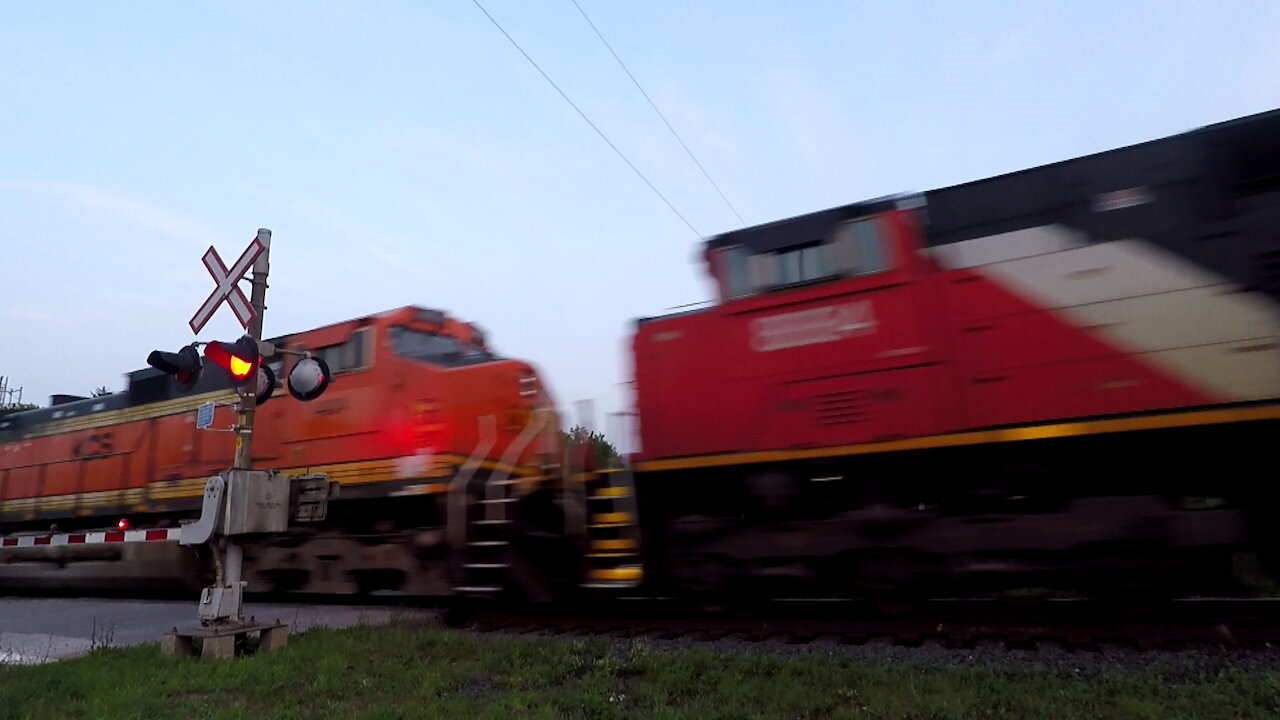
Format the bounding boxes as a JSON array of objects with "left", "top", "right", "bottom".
[
  {"left": 471, "top": 0, "right": 702, "bottom": 238},
  {"left": 570, "top": 0, "right": 746, "bottom": 227}
]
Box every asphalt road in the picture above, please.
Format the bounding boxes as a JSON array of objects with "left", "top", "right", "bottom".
[{"left": 0, "top": 596, "right": 430, "bottom": 664}]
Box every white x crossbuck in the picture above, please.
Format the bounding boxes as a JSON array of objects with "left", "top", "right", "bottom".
[{"left": 189, "top": 237, "right": 265, "bottom": 334}]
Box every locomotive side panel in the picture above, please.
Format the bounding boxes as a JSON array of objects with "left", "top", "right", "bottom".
[
  {"left": 1, "top": 305, "right": 561, "bottom": 596},
  {"left": 937, "top": 262, "right": 1218, "bottom": 429},
  {"left": 926, "top": 110, "right": 1280, "bottom": 427},
  {"left": 0, "top": 393, "right": 236, "bottom": 528},
  {"left": 635, "top": 209, "right": 950, "bottom": 460}
]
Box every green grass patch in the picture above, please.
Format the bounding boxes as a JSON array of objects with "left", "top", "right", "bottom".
[{"left": 2, "top": 619, "right": 1279, "bottom": 719}]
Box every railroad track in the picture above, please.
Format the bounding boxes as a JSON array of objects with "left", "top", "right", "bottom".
[
  {"left": 12, "top": 587, "right": 1280, "bottom": 653},
  {"left": 451, "top": 598, "right": 1280, "bottom": 653}
]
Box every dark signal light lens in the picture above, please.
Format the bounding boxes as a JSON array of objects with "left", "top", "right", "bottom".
[
  {"left": 146, "top": 345, "right": 203, "bottom": 392},
  {"left": 256, "top": 363, "right": 278, "bottom": 406}
]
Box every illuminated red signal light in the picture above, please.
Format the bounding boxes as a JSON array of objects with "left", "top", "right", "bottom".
[
  {"left": 204, "top": 336, "right": 260, "bottom": 387},
  {"left": 116, "top": 518, "right": 129, "bottom": 531}
]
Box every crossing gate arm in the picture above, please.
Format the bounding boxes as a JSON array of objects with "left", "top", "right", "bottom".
[
  {"left": 0, "top": 527, "right": 183, "bottom": 549},
  {"left": 0, "top": 475, "right": 225, "bottom": 551}
]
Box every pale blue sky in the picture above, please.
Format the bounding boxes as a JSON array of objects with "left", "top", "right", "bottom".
[{"left": 2, "top": 1, "right": 1278, "bottom": 442}]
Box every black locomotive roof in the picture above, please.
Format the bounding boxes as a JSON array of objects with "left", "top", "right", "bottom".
[
  {"left": 702, "top": 107, "right": 1280, "bottom": 265},
  {"left": 704, "top": 196, "right": 909, "bottom": 254},
  {"left": 0, "top": 364, "right": 245, "bottom": 443},
  {"left": 922, "top": 107, "right": 1280, "bottom": 298},
  {"left": 923, "top": 107, "right": 1280, "bottom": 248},
  {"left": 0, "top": 392, "right": 130, "bottom": 441},
  {"left": 670, "top": 107, "right": 1280, "bottom": 324}
]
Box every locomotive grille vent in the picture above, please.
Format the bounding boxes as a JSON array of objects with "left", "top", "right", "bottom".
[{"left": 813, "top": 389, "right": 870, "bottom": 425}]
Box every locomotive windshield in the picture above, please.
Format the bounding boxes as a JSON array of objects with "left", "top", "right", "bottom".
[
  {"left": 714, "top": 216, "right": 890, "bottom": 301},
  {"left": 390, "top": 326, "right": 494, "bottom": 366}
]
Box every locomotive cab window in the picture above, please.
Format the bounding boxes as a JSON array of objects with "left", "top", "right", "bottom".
[
  {"left": 391, "top": 326, "right": 494, "bottom": 367},
  {"left": 781, "top": 243, "right": 832, "bottom": 284},
  {"left": 311, "top": 328, "right": 370, "bottom": 375},
  {"left": 746, "top": 242, "right": 837, "bottom": 291},
  {"left": 832, "top": 217, "right": 889, "bottom": 275},
  {"left": 720, "top": 245, "right": 752, "bottom": 299},
  {"left": 716, "top": 217, "right": 888, "bottom": 300}
]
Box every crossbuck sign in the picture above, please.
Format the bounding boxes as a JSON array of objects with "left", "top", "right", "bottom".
[{"left": 189, "top": 237, "right": 266, "bottom": 334}]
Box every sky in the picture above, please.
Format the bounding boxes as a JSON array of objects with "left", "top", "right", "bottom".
[{"left": 2, "top": 1, "right": 1278, "bottom": 445}]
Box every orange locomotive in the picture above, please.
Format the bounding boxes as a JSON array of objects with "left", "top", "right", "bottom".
[{"left": 0, "top": 306, "right": 570, "bottom": 594}]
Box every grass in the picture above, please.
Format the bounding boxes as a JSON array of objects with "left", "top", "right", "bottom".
[{"left": 2, "top": 619, "right": 1279, "bottom": 720}]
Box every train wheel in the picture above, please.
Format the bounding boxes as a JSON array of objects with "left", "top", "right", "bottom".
[
  {"left": 1085, "top": 542, "right": 1174, "bottom": 610},
  {"left": 853, "top": 550, "right": 919, "bottom": 614},
  {"left": 744, "top": 471, "right": 801, "bottom": 519},
  {"left": 441, "top": 598, "right": 476, "bottom": 627},
  {"left": 854, "top": 549, "right": 915, "bottom": 593},
  {"left": 263, "top": 568, "right": 310, "bottom": 594},
  {"left": 672, "top": 552, "right": 738, "bottom": 612}
]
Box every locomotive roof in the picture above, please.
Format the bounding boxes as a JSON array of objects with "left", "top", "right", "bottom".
[
  {"left": 703, "top": 106, "right": 1280, "bottom": 255},
  {"left": 927, "top": 106, "right": 1280, "bottom": 200},
  {"left": 0, "top": 305, "right": 467, "bottom": 433},
  {"left": 922, "top": 106, "right": 1280, "bottom": 300},
  {"left": 0, "top": 392, "right": 129, "bottom": 437},
  {"left": 704, "top": 196, "right": 908, "bottom": 253}
]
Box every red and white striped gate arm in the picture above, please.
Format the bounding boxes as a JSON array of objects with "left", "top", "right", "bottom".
[{"left": 0, "top": 528, "right": 182, "bottom": 548}]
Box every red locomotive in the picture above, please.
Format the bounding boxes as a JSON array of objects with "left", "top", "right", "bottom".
[{"left": 629, "top": 108, "right": 1280, "bottom": 599}]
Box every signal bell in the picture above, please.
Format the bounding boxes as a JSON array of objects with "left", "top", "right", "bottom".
[
  {"left": 147, "top": 345, "right": 202, "bottom": 392},
  {"left": 287, "top": 356, "right": 331, "bottom": 402},
  {"left": 204, "top": 335, "right": 260, "bottom": 387},
  {"left": 256, "top": 363, "right": 277, "bottom": 406}
]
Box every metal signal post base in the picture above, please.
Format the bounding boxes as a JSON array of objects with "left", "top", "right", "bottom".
[{"left": 162, "top": 619, "right": 289, "bottom": 660}]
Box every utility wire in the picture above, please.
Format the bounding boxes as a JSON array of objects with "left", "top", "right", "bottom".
[
  {"left": 471, "top": 0, "right": 701, "bottom": 237},
  {"left": 571, "top": 0, "right": 746, "bottom": 227}
]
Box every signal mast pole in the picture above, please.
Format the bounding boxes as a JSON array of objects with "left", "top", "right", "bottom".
[{"left": 219, "top": 228, "right": 271, "bottom": 625}]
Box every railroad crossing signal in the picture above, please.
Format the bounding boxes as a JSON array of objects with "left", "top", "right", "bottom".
[
  {"left": 146, "top": 335, "right": 262, "bottom": 391},
  {"left": 148, "top": 337, "right": 329, "bottom": 404},
  {"left": 256, "top": 363, "right": 277, "bottom": 406},
  {"left": 203, "top": 336, "right": 260, "bottom": 387},
  {"left": 146, "top": 345, "right": 202, "bottom": 391},
  {"left": 287, "top": 356, "right": 331, "bottom": 402},
  {"left": 189, "top": 236, "right": 266, "bottom": 334}
]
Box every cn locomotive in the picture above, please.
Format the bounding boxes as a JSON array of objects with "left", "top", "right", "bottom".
[
  {"left": 3, "top": 107, "right": 1279, "bottom": 604},
  {"left": 631, "top": 107, "right": 1280, "bottom": 601}
]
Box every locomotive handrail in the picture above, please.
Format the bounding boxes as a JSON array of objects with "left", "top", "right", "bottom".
[
  {"left": 561, "top": 426, "right": 589, "bottom": 541},
  {"left": 448, "top": 415, "right": 496, "bottom": 550},
  {"left": 487, "top": 407, "right": 549, "bottom": 490}
]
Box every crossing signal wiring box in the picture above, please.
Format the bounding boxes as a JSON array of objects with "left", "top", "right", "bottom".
[
  {"left": 223, "top": 469, "right": 290, "bottom": 535},
  {"left": 290, "top": 473, "right": 338, "bottom": 523}
]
